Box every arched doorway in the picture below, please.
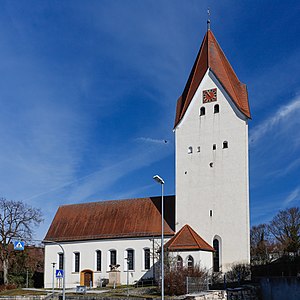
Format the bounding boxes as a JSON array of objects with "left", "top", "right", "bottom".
[{"left": 80, "top": 270, "right": 93, "bottom": 287}]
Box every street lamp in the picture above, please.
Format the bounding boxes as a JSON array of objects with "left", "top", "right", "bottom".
[
  {"left": 153, "top": 175, "right": 165, "bottom": 300},
  {"left": 42, "top": 240, "right": 66, "bottom": 300}
]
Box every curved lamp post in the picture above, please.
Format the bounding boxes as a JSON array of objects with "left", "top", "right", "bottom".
[
  {"left": 153, "top": 175, "right": 165, "bottom": 300},
  {"left": 42, "top": 240, "right": 65, "bottom": 300}
]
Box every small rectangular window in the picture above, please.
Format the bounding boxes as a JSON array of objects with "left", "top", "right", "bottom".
[
  {"left": 74, "top": 252, "right": 80, "bottom": 272},
  {"left": 210, "top": 210, "right": 213, "bottom": 217},
  {"left": 213, "top": 144, "right": 216, "bottom": 150}
]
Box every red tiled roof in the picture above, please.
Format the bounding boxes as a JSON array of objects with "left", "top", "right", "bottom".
[
  {"left": 44, "top": 196, "right": 175, "bottom": 242},
  {"left": 174, "top": 30, "right": 250, "bottom": 128},
  {"left": 164, "top": 224, "right": 215, "bottom": 252}
]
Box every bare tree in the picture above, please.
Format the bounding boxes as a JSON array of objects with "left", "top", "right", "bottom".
[
  {"left": 0, "top": 198, "right": 43, "bottom": 284},
  {"left": 268, "top": 207, "right": 300, "bottom": 254},
  {"left": 251, "top": 224, "right": 270, "bottom": 264}
]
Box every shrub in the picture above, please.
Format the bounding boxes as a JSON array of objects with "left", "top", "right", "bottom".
[
  {"left": 164, "top": 265, "right": 207, "bottom": 296},
  {"left": 225, "top": 263, "right": 251, "bottom": 283}
]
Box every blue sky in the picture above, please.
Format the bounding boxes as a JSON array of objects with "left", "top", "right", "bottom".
[{"left": 0, "top": 0, "right": 299, "bottom": 241}]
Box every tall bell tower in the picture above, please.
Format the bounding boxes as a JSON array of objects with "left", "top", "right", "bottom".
[{"left": 174, "top": 29, "right": 251, "bottom": 271}]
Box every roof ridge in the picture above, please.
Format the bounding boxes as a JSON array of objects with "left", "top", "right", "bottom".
[
  {"left": 186, "top": 224, "right": 202, "bottom": 248},
  {"left": 210, "top": 31, "right": 240, "bottom": 106}
]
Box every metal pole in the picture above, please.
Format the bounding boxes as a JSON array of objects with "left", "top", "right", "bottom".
[
  {"left": 126, "top": 257, "right": 129, "bottom": 297},
  {"left": 52, "top": 262, "right": 56, "bottom": 299},
  {"left": 161, "top": 182, "right": 164, "bottom": 300},
  {"left": 152, "top": 237, "right": 155, "bottom": 282}
]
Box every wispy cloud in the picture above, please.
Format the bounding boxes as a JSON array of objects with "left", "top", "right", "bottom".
[
  {"left": 136, "top": 137, "right": 169, "bottom": 144},
  {"left": 250, "top": 96, "right": 300, "bottom": 146},
  {"left": 284, "top": 187, "right": 300, "bottom": 206}
]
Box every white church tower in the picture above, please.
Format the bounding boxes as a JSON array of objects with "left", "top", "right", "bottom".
[{"left": 174, "top": 28, "right": 251, "bottom": 271}]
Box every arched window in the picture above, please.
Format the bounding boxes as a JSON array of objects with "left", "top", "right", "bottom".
[
  {"left": 144, "top": 248, "right": 150, "bottom": 270},
  {"left": 177, "top": 256, "right": 183, "bottom": 269},
  {"left": 58, "top": 253, "right": 64, "bottom": 270},
  {"left": 213, "top": 239, "right": 220, "bottom": 272},
  {"left": 214, "top": 104, "right": 220, "bottom": 114},
  {"left": 96, "top": 250, "right": 101, "bottom": 271},
  {"left": 187, "top": 255, "right": 194, "bottom": 269},
  {"left": 110, "top": 250, "right": 117, "bottom": 266},
  {"left": 126, "top": 249, "right": 134, "bottom": 271},
  {"left": 188, "top": 146, "right": 193, "bottom": 154},
  {"left": 74, "top": 252, "right": 80, "bottom": 272},
  {"left": 223, "top": 141, "right": 228, "bottom": 149},
  {"left": 200, "top": 107, "right": 205, "bottom": 116}
]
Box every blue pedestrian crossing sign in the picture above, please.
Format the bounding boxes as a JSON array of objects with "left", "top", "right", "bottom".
[
  {"left": 14, "top": 241, "right": 25, "bottom": 251},
  {"left": 56, "top": 269, "right": 64, "bottom": 278}
]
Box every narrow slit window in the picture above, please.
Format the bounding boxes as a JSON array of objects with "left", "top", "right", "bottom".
[
  {"left": 200, "top": 107, "right": 205, "bottom": 116},
  {"left": 188, "top": 146, "right": 193, "bottom": 154},
  {"left": 223, "top": 141, "right": 228, "bottom": 149},
  {"left": 197, "top": 146, "right": 201, "bottom": 152},
  {"left": 213, "top": 144, "right": 216, "bottom": 150},
  {"left": 214, "top": 104, "right": 220, "bottom": 114}
]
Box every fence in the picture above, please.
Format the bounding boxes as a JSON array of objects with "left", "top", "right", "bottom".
[{"left": 186, "top": 276, "right": 209, "bottom": 294}]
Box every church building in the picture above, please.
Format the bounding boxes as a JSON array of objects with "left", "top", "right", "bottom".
[{"left": 44, "top": 27, "right": 251, "bottom": 288}]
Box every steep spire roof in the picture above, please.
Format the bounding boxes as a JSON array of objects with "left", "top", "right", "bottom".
[
  {"left": 164, "top": 224, "right": 215, "bottom": 252},
  {"left": 174, "top": 30, "right": 250, "bottom": 128}
]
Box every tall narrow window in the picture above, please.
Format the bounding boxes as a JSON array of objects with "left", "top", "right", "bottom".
[
  {"left": 200, "top": 107, "right": 205, "bottom": 116},
  {"left": 58, "top": 253, "right": 64, "bottom": 270},
  {"left": 110, "top": 250, "right": 117, "bottom": 266},
  {"left": 74, "top": 252, "right": 80, "bottom": 272},
  {"left": 96, "top": 250, "right": 101, "bottom": 271},
  {"left": 214, "top": 104, "right": 220, "bottom": 114},
  {"left": 144, "top": 249, "right": 150, "bottom": 270},
  {"left": 223, "top": 141, "right": 228, "bottom": 149},
  {"left": 187, "top": 256, "right": 194, "bottom": 269},
  {"left": 177, "top": 256, "right": 183, "bottom": 269},
  {"left": 213, "top": 239, "right": 220, "bottom": 272},
  {"left": 127, "top": 249, "right": 134, "bottom": 271}
]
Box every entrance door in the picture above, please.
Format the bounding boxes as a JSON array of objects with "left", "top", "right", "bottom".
[{"left": 81, "top": 270, "right": 93, "bottom": 287}]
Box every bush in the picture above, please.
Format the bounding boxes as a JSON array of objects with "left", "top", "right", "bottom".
[
  {"left": 0, "top": 284, "right": 17, "bottom": 292},
  {"left": 164, "top": 265, "right": 207, "bottom": 296},
  {"left": 225, "top": 263, "right": 251, "bottom": 283}
]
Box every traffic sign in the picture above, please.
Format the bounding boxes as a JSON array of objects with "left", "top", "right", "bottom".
[
  {"left": 14, "top": 241, "right": 25, "bottom": 251},
  {"left": 56, "top": 269, "right": 64, "bottom": 278}
]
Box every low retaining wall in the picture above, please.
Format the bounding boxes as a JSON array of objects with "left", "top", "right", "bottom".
[{"left": 260, "top": 277, "right": 300, "bottom": 300}]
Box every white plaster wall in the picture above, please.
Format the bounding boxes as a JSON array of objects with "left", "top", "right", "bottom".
[
  {"left": 44, "top": 237, "right": 163, "bottom": 288},
  {"left": 169, "top": 251, "right": 213, "bottom": 271},
  {"left": 175, "top": 70, "right": 250, "bottom": 271}
]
